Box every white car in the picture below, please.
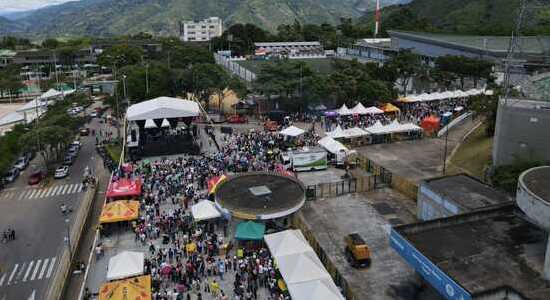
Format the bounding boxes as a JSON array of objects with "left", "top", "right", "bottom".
[
  {"left": 54, "top": 166, "right": 70, "bottom": 179},
  {"left": 89, "top": 112, "right": 98, "bottom": 118}
]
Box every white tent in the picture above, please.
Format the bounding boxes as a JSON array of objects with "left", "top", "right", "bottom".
[
  {"left": 39, "top": 89, "right": 63, "bottom": 100},
  {"left": 144, "top": 119, "right": 157, "bottom": 129},
  {"left": 127, "top": 97, "right": 200, "bottom": 121},
  {"left": 264, "top": 230, "right": 312, "bottom": 258},
  {"left": 326, "top": 126, "right": 347, "bottom": 139},
  {"left": 342, "top": 127, "right": 369, "bottom": 138},
  {"left": 279, "top": 126, "right": 305, "bottom": 137},
  {"left": 318, "top": 136, "right": 348, "bottom": 154},
  {"left": 336, "top": 104, "right": 352, "bottom": 116},
  {"left": 107, "top": 251, "right": 144, "bottom": 281},
  {"left": 277, "top": 251, "right": 331, "bottom": 284},
  {"left": 288, "top": 278, "right": 345, "bottom": 300},
  {"left": 161, "top": 118, "right": 170, "bottom": 128},
  {"left": 351, "top": 103, "right": 369, "bottom": 115},
  {"left": 364, "top": 121, "right": 386, "bottom": 135},
  {"left": 191, "top": 200, "right": 221, "bottom": 221},
  {"left": 364, "top": 106, "right": 384, "bottom": 114}
]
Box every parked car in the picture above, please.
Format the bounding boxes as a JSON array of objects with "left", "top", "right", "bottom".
[
  {"left": 54, "top": 166, "right": 70, "bottom": 179},
  {"left": 63, "top": 155, "right": 75, "bottom": 166},
  {"left": 70, "top": 140, "right": 82, "bottom": 149},
  {"left": 89, "top": 111, "right": 98, "bottom": 118},
  {"left": 227, "top": 115, "right": 248, "bottom": 124},
  {"left": 14, "top": 154, "right": 31, "bottom": 170},
  {"left": 4, "top": 168, "right": 20, "bottom": 183},
  {"left": 80, "top": 128, "right": 90, "bottom": 136},
  {"left": 28, "top": 170, "right": 46, "bottom": 185}
]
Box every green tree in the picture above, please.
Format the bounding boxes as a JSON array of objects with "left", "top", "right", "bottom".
[
  {"left": 120, "top": 62, "right": 173, "bottom": 103},
  {"left": 19, "top": 126, "right": 73, "bottom": 170},
  {"left": 386, "top": 51, "right": 424, "bottom": 95},
  {"left": 170, "top": 46, "right": 214, "bottom": 69},
  {"left": 0, "top": 64, "right": 25, "bottom": 98},
  {"left": 470, "top": 93, "right": 499, "bottom": 136},
  {"left": 42, "top": 38, "right": 60, "bottom": 49},
  {"left": 228, "top": 76, "right": 249, "bottom": 100},
  {"left": 183, "top": 63, "right": 230, "bottom": 111},
  {"left": 97, "top": 44, "right": 144, "bottom": 67}
]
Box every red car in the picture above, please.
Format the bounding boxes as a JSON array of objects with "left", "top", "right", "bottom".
[
  {"left": 28, "top": 170, "right": 46, "bottom": 185},
  {"left": 227, "top": 115, "right": 248, "bottom": 124}
]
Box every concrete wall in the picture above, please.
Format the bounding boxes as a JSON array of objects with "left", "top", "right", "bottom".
[
  {"left": 493, "top": 99, "right": 550, "bottom": 166},
  {"left": 417, "top": 184, "right": 462, "bottom": 220}
]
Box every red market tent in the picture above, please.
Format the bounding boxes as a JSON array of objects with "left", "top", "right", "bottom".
[
  {"left": 421, "top": 116, "right": 441, "bottom": 135},
  {"left": 107, "top": 178, "right": 142, "bottom": 199}
]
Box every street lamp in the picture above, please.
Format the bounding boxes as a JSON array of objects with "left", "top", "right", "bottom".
[{"left": 122, "top": 75, "right": 128, "bottom": 100}]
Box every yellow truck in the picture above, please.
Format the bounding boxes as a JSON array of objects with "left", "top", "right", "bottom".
[{"left": 344, "top": 233, "right": 371, "bottom": 268}]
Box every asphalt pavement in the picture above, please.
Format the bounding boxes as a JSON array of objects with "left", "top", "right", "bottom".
[{"left": 0, "top": 100, "right": 104, "bottom": 300}]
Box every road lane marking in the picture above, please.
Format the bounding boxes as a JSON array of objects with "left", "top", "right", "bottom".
[
  {"left": 35, "top": 189, "right": 46, "bottom": 198},
  {"left": 46, "top": 257, "right": 56, "bottom": 278},
  {"left": 28, "top": 190, "right": 38, "bottom": 199},
  {"left": 67, "top": 184, "right": 76, "bottom": 194},
  {"left": 38, "top": 258, "right": 49, "bottom": 280},
  {"left": 23, "top": 260, "right": 35, "bottom": 282},
  {"left": 59, "top": 185, "right": 68, "bottom": 195},
  {"left": 0, "top": 273, "right": 6, "bottom": 286},
  {"left": 78, "top": 184, "right": 84, "bottom": 192},
  {"left": 17, "top": 191, "right": 27, "bottom": 200},
  {"left": 7, "top": 264, "right": 18, "bottom": 285},
  {"left": 30, "top": 260, "right": 41, "bottom": 281}
]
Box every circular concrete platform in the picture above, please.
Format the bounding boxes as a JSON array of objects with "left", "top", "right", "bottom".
[
  {"left": 214, "top": 172, "right": 306, "bottom": 220},
  {"left": 517, "top": 166, "right": 550, "bottom": 230}
]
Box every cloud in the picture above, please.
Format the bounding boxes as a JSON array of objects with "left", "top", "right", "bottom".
[{"left": 0, "top": 0, "right": 75, "bottom": 12}]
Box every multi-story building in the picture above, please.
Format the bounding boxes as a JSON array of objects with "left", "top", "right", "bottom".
[{"left": 180, "top": 17, "right": 223, "bottom": 42}]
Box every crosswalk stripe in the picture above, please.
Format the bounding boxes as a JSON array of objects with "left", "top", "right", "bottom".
[
  {"left": 23, "top": 260, "right": 34, "bottom": 282},
  {"left": 78, "top": 184, "right": 84, "bottom": 192},
  {"left": 73, "top": 184, "right": 81, "bottom": 193},
  {"left": 28, "top": 190, "right": 38, "bottom": 199},
  {"left": 4, "top": 192, "right": 12, "bottom": 200},
  {"left": 44, "top": 187, "right": 54, "bottom": 198},
  {"left": 7, "top": 264, "right": 18, "bottom": 285},
  {"left": 46, "top": 257, "right": 56, "bottom": 279},
  {"left": 15, "top": 262, "right": 26, "bottom": 281},
  {"left": 51, "top": 186, "right": 60, "bottom": 196},
  {"left": 17, "top": 190, "right": 27, "bottom": 200},
  {"left": 67, "top": 184, "right": 76, "bottom": 194},
  {"left": 38, "top": 258, "right": 49, "bottom": 280},
  {"left": 59, "top": 185, "right": 68, "bottom": 195},
  {"left": 36, "top": 189, "right": 46, "bottom": 199},
  {"left": 0, "top": 273, "right": 6, "bottom": 286},
  {"left": 30, "top": 260, "right": 41, "bottom": 281}
]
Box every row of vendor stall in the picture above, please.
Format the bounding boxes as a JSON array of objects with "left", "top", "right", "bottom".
[{"left": 398, "top": 88, "right": 493, "bottom": 103}]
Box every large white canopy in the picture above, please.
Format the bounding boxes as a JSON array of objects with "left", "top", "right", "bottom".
[
  {"left": 144, "top": 119, "right": 157, "bottom": 129},
  {"left": 364, "top": 106, "right": 384, "bottom": 114},
  {"left": 161, "top": 118, "right": 170, "bottom": 128},
  {"left": 39, "top": 89, "right": 63, "bottom": 100},
  {"left": 107, "top": 251, "right": 144, "bottom": 281},
  {"left": 277, "top": 251, "right": 331, "bottom": 284},
  {"left": 365, "top": 120, "right": 422, "bottom": 135},
  {"left": 351, "top": 103, "right": 368, "bottom": 115},
  {"left": 127, "top": 97, "right": 200, "bottom": 121},
  {"left": 336, "top": 104, "right": 352, "bottom": 116},
  {"left": 264, "top": 230, "right": 312, "bottom": 258},
  {"left": 317, "top": 136, "right": 348, "bottom": 154},
  {"left": 326, "top": 125, "right": 347, "bottom": 139},
  {"left": 288, "top": 278, "right": 345, "bottom": 300},
  {"left": 342, "top": 127, "right": 369, "bottom": 138},
  {"left": 191, "top": 200, "right": 221, "bottom": 221},
  {"left": 279, "top": 126, "right": 305, "bottom": 137}
]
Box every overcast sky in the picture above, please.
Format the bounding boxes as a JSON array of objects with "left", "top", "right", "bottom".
[{"left": 0, "top": 0, "right": 75, "bottom": 12}]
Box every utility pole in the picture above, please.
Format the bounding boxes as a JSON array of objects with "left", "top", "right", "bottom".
[
  {"left": 65, "top": 219, "right": 72, "bottom": 260},
  {"left": 442, "top": 126, "right": 449, "bottom": 175},
  {"left": 145, "top": 63, "right": 149, "bottom": 95}
]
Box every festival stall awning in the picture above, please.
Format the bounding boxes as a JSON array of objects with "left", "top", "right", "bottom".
[
  {"left": 326, "top": 125, "right": 346, "bottom": 139},
  {"left": 381, "top": 103, "right": 400, "bottom": 113},
  {"left": 191, "top": 200, "right": 222, "bottom": 221},
  {"left": 106, "top": 178, "right": 142, "bottom": 198},
  {"left": 364, "top": 106, "right": 384, "bottom": 114},
  {"left": 264, "top": 230, "right": 312, "bottom": 258},
  {"left": 208, "top": 175, "right": 227, "bottom": 194},
  {"left": 279, "top": 126, "right": 306, "bottom": 137},
  {"left": 107, "top": 251, "right": 145, "bottom": 281},
  {"left": 336, "top": 104, "right": 353, "bottom": 116},
  {"left": 351, "top": 103, "right": 368, "bottom": 115},
  {"left": 99, "top": 275, "right": 151, "bottom": 300},
  {"left": 317, "top": 136, "right": 348, "bottom": 155},
  {"left": 127, "top": 97, "right": 200, "bottom": 121},
  {"left": 276, "top": 251, "right": 331, "bottom": 284},
  {"left": 287, "top": 278, "right": 345, "bottom": 300},
  {"left": 100, "top": 200, "right": 140, "bottom": 224},
  {"left": 421, "top": 115, "right": 441, "bottom": 134},
  {"left": 161, "top": 118, "right": 170, "bottom": 128},
  {"left": 38, "top": 88, "right": 63, "bottom": 100},
  {"left": 235, "top": 221, "right": 265, "bottom": 241},
  {"left": 144, "top": 119, "right": 157, "bottom": 129}
]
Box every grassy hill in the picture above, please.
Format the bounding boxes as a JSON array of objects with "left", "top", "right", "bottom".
[
  {"left": 0, "top": 16, "right": 24, "bottom": 34},
  {"left": 362, "top": 0, "right": 550, "bottom": 36},
  {"left": 14, "top": 0, "right": 408, "bottom": 37}
]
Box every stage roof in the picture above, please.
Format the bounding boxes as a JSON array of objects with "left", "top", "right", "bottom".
[{"left": 127, "top": 97, "right": 200, "bottom": 121}]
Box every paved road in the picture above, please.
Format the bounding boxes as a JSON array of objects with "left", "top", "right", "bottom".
[{"left": 0, "top": 101, "right": 104, "bottom": 300}]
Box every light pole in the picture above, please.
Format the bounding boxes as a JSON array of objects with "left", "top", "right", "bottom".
[
  {"left": 122, "top": 75, "right": 128, "bottom": 100},
  {"left": 65, "top": 218, "right": 72, "bottom": 259}
]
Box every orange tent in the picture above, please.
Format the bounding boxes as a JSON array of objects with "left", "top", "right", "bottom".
[
  {"left": 100, "top": 200, "right": 140, "bottom": 224},
  {"left": 421, "top": 116, "right": 441, "bottom": 135},
  {"left": 99, "top": 275, "right": 151, "bottom": 300},
  {"left": 381, "top": 103, "right": 401, "bottom": 113}
]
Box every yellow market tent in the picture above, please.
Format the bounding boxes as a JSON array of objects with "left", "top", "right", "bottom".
[
  {"left": 99, "top": 275, "right": 151, "bottom": 300},
  {"left": 381, "top": 103, "right": 401, "bottom": 113},
  {"left": 100, "top": 200, "right": 140, "bottom": 224}
]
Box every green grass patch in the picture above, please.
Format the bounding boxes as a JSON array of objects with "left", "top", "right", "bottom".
[
  {"left": 236, "top": 58, "right": 336, "bottom": 75},
  {"left": 105, "top": 143, "right": 122, "bottom": 164},
  {"left": 448, "top": 123, "right": 493, "bottom": 180}
]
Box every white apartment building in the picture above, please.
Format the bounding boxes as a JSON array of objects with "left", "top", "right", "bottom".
[{"left": 180, "top": 17, "right": 223, "bottom": 42}]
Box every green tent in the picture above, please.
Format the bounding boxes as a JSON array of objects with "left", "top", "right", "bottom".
[{"left": 235, "top": 221, "right": 265, "bottom": 241}]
